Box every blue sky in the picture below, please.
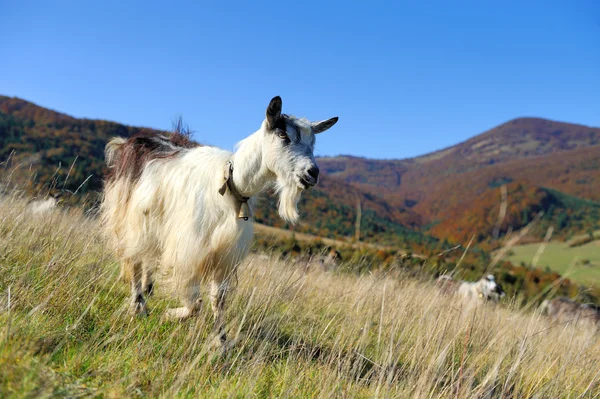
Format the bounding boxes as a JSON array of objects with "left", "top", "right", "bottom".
[{"left": 1, "top": 0, "right": 599, "bottom": 159}]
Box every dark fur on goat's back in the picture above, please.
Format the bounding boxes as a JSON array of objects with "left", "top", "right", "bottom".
[
  {"left": 170, "top": 119, "right": 200, "bottom": 149},
  {"left": 106, "top": 125, "right": 201, "bottom": 183}
]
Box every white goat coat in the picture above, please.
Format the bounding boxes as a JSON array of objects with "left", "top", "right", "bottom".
[
  {"left": 104, "top": 146, "right": 254, "bottom": 288},
  {"left": 458, "top": 281, "right": 485, "bottom": 302},
  {"left": 25, "top": 198, "right": 58, "bottom": 216}
]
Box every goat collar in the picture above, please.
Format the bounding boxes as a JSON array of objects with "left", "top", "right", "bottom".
[{"left": 218, "top": 160, "right": 251, "bottom": 221}]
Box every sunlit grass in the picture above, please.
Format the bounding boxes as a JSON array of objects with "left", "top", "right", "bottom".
[{"left": 1, "top": 195, "right": 599, "bottom": 398}]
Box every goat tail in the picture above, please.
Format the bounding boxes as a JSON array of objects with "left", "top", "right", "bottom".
[{"left": 105, "top": 137, "right": 127, "bottom": 167}]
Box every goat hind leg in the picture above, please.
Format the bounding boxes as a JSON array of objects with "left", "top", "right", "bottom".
[
  {"left": 142, "top": 261, "right": 154, "bottom": 296},
  {"left": 165, "top": 278, "right": 202, "bottom": 320}
]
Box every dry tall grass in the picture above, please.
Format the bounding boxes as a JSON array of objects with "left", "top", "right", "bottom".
[{"left": 0, "top": 195, "right": 599, "bottom": 398}]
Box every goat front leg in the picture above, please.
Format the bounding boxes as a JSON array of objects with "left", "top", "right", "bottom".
[
  {"left": 210, "top": 278, "right": 228, "bottom": 345},
  {"left": 125, "top": 259, "right": 148, "bottom": 316}
]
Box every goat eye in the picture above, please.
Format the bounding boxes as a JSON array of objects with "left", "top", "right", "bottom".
[{"left": 277, "top": 131, "right": 288, "bottom": 140}]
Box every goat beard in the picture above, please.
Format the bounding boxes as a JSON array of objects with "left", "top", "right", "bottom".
[{"left": 276, "top": 182, "right": 302, "bottom": 224}]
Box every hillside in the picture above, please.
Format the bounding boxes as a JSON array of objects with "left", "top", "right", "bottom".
[
  {"left": 429, "top": 183, "right": 600, "bottom": 244},
  {"left": 1, "top": 200, "right": 600, "bottom": 398},
  {"left": 414, "top": 117, "right": 600, "bottom": 169},
  {"left": 322, "top": 118, "right": 600, "bottom": 187},
  {"left": 0, "top": 95, "right": 165, "bottom": 196},
  {"left": 319, "top": 118, "right": 600, "bottom": 242},
  {"left": 253, "top": 175, "right": 431, "bottom": 250},
  {"left": 506, "top": 238, "right": 600, "bottom": 287}
]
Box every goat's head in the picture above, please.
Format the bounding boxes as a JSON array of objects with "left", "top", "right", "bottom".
[
  {"left": 261, "top": 96, "right": 338, "bottom": 223},
  {"left": 482, "top": 274, "right": 506, "bottom": 302}
]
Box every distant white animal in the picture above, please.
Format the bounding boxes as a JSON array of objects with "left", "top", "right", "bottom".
[
  {"left": 296, "top": 248, "right": 343, "bottom": 271},
  {"left": 436, "top": 274, "right": 506, "bottom": 304},
  {"left": 24, "top": 193, "right": 62, "bottom": 216},
  {"left": 101, "top": 96, "right": 338, "bottom": 348},
  {"left": 540, "top": 297, "right": 600, "bottom": 327},
  {"left": 458, "top": 274, "right": 506, "bottom": 303}
]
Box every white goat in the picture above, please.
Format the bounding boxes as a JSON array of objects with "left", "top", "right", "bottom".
[
  {"left": 436, "top": 274, "right": 506, "bottom": 304},
  {"left": 540, "top": 297, "right": 600, "bottom": 327},
  {"left": 458, "top": 274, "right": 506, "bottom": 303},
  {"left": 24, "top": 193, "right": 62, "bottom": 216},
  {"left": 101, "top": 96, "right": 337, "bottom": 345}
]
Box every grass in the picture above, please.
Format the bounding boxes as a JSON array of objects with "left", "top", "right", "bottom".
[
  {"left": 506, "top": 241, "right": 600, "bottom": 287},
  {"left": 254, "top": 222, "right": 405, "bottom": 253},
  {"left": 1, "top": 196, "right": 600, "bottom": 398}
]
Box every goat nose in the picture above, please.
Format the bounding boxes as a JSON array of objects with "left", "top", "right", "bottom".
[{"left": 307, "top": 166, "right": 319, "bottom": 179}]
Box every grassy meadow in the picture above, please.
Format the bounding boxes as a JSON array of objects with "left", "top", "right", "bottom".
[
  {"left": 1, "top": 195, "right": 600, "bottom": 398},
  {"left": 506, "top": 240, "right": 600, "bottom": 287}
]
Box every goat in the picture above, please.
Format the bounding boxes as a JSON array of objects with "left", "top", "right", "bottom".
[
  {"left": 540, "top": 297, "right": 600, "bottom": 327},
  {"left": 436, "top": 274, "right": 506, "bottom": 304},
  {"left": 101, "top": 96, "right": 337, "bottom": 346},
  {"left": 24, "top": 192, "right": 63, "bottom": 216},
  {"left": 295, "top": 248, "right": 343, "bottom": 272}
]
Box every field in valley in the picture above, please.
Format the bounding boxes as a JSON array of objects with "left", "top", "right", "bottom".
[
  {"left": 1, "top": 197, "right": 600, "bottom": 398},
  {"left": 506, "top": 240, "right": 600, "bottom": 288}
]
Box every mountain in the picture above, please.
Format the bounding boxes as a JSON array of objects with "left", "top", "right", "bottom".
[
  {"left": 0, "top": 95, "right": 435, "bottom": 252},
  {"left": 0, "top": 95, "right": 165, "bottom": 196},
  {"left": 2, "top": 94, "right": 599, "bottom": 249},
  {"left": 3, "top": 94, "right": 600, "bottom": 303},
  {"left": 319, "top": 118, "right": 600, "bottom": 243}
]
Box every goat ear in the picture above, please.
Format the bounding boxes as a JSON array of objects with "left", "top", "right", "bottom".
[
  {"left": 266, "top": 96, "right": 282, "bottom": 129},
  {"left": 312, "top": 117, "right": 338, "bottom": 134}
]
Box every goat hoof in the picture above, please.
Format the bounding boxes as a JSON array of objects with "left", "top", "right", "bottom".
[
  {"left": 164, "top": 307, "right": 194, "bottom": 321},
  {"left": 130, "top": 302, "right": 148, "bottom": 317},
  {"left": 210, "top": 332, "right": 234, "bottom": 356}
]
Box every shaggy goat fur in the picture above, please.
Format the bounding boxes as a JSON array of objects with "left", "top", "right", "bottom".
[{"left": 101, "top": 96, "right": 337, "bottom": 345}]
